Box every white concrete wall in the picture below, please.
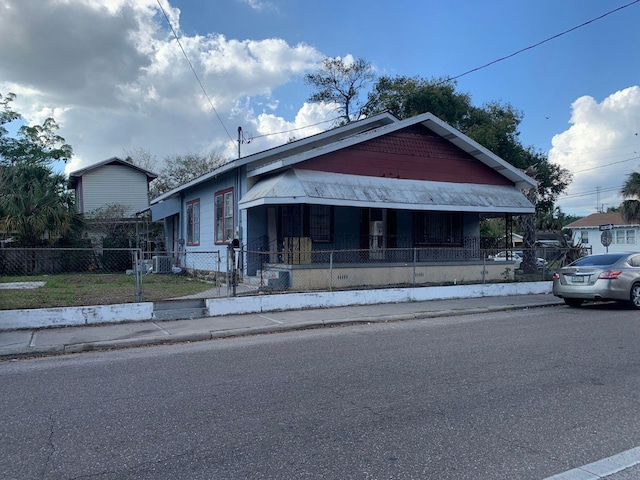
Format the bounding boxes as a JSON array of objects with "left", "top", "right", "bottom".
[
  {"left": 0, "top": 282, "right": 552, "bottom": 330},
  {"left": 207, "top": 281, "right": 552, "bottom": 316},
  {"left": 0, "top": 303, "right": 153, "bottom": 330}
]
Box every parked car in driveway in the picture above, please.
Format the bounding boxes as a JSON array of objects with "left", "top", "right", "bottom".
[
  {"left": 489, "top": 251, "right": 547, "bottom": 270},
  {"left": 552, "top": 252, "right": 640, "bottom": 308}
]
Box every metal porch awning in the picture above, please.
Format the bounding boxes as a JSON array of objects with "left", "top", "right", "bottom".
[{"left": 239, "top": 169, "right": 535, "bottom": 214}]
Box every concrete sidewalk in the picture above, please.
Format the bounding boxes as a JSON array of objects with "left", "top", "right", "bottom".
[{"left": 0, "top": 293, "right": 563, "bottom": 359}]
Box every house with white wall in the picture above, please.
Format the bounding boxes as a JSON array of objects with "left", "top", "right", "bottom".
[
  {"left": 68, "top": 157, "right": 157, "bottom": 217},
  {"left": 564, "top": 212, "right": 640, "bottom": 254},
  {"left": 150, "top": 112, "right": 537, "bottom": 287}
]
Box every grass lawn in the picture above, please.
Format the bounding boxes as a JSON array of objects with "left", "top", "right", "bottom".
[{"left": 0, "top": 273, "right": 217, "bottom": 310}]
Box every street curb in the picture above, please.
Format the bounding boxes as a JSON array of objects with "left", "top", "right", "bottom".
[{"left": 1, "top": 299, "right": 564, "bottom": 359}]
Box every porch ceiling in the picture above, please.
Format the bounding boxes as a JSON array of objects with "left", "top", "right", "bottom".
[{"left": 239, "top": 169, "right": 535, "bottom": 214}]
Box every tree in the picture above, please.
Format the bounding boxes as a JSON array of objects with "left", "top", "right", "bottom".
[
  {"left": 126, "top": 149, "right": 226, "bottom": 198},
  {"left": 305, "top": 57, "right": 375, "bottom": 125},
  {"left": 620, "top": 171, "right": 640, "bottom": 222},
  {"left": 154, "top": 152, "right": 225, "bottom": 196},
  {"left": 536, "top": 206, "right": 577, "bottom": 232},
  {"left": 363, "top": 76, "right": 471, "bottom": 129},
  {"left": 124, "top": 147, "right": 157, "bottom": 172},
  {"left": 0, "top": 164, "right": 76, "bottom": 245},
  {"left": 520, "top": 166, "right": 539, "bottom": 274},
  {"left": 362, "top": 76, "right": 572, "bottom": 217},
  {"left": 0, "top": 93, "right": 78, "bottom": 245}
]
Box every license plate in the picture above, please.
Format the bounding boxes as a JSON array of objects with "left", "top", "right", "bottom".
[{"left": 572, "top": 276, "right": 585, "bottom": 283}]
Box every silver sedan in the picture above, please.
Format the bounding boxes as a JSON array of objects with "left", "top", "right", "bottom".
[{"left": 552, "top": 251, "right": 640, "bottom": 308}]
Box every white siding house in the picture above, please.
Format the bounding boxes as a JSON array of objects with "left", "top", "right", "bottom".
[
  {"left": 68, "top": 157, "right": 157, "bottom": 217},
  {"left": 564, "top": 212, "right": 640, "bottom": 254}
]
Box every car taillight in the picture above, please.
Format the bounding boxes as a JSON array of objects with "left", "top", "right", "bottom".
[
  {"left": 599, "top": 270, "right": 622, "bottom": 279},
  {"left": 552, "top": 272, "right": 560, "bottom": 280}
]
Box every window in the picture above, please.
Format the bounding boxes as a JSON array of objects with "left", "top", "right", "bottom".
[
  {"left": 215, "top": 189, "right": 234, "bottom": 244},
  {"left": 613, "top": 228, "right": 636, "bottom": 245},
  {"left": 281, "top": 205, "right": 334, "bottom": 243},
  {"left": 413, "top": 211, "right": 463, "bottom": 246},
  {"left": 186, "top": 199, "right": 200, "bottom": 245},
  {"left": 580, "top": 230, "right": 589, "bottom": 243},
  {"left": 309, "top": 205, "right": 332, "bottom": 243}
]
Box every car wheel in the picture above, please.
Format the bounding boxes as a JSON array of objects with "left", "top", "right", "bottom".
[
  {"left": 629, "top": 283, "right": 640, "bottom": 309},
  {"left": 564, "top": 298, "right": 583, "bottom": 308}
]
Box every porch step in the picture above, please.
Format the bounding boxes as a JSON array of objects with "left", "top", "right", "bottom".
[{"left": 153, "top": 299, "right": 208, "bottom": 321}]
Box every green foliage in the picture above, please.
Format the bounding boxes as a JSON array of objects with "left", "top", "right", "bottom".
[
  {"left": 535, "top": 206, "right": 583, "bottom": 232},
  {"left": 363, "top": 76, "right": 471, "bottom": 129},
  {"left": 0, "top": 92, "right": 78, "bottom": 245},
  {"left": 155, "top": 153, "right": 224, "bottom": 195},
  {"left": 0, "top": 94, "right": 72, "bottom": 166},
  {"left": 480, "top": 218, "right": 506, "bottom": 238},
  {"left": 362, "top": 75, "right": 572, "bottom": 217},
  {"left": 85, "top": 203, "right": 134, "bottom": 243},
  {"left": 0, "top": 164, "right": 76, "bottom": 245},
  {"left": 620, "top": 172, "right": 640, "bottom": 222},
  {"left": 620, "top": 199, "right": 640, "bottom": 222},
  {"left": 126, "top": 149, "right": 225, "bottom": 197},
  {"left": 305, "top": 57, "right": 375, "bottom": 125}
]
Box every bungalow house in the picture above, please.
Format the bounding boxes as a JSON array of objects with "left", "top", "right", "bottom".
[
  {"left": 564, "top": 212, "right": 640, "bottom": 255},
  {"left": 150, "top": 112, "right": 537, "bottom": 287}
]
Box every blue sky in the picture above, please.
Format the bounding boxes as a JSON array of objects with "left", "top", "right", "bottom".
[{"left": 1, "top": 0, "right": 639, "bottom": 216}]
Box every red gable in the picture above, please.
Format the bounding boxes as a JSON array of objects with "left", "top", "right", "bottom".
[{"left": 298, "top": 124, "right": 513, "bottom": 186}]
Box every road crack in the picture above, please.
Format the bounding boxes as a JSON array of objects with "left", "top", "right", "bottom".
[{"left": 42, "top": 410, "right": 58, "bottom": 477}]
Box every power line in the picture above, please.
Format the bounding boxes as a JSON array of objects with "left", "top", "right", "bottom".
[
  {"left": 447, "top": 0, "right": 640, "bottom": 82},
  {"left": 249, "top": 118, "right": 336, "bottom": 140},
  {"left": 261, "top": 2, "right": 640, "bottom": 141},
  {"left": 156, "top": 0, "right": 235, "bottom": 146},
  {"left": 157, "top": 0, "right": 640, "bottom": 148},
  {"left": 571, "top": 155, "right": 640, "bottom": 174},
  {"left": 560, "top": 185, "right": 622, "bottom": 200}
]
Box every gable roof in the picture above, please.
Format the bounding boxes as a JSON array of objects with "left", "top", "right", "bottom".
[
  {"left": 68, "top": 157, "right": 158, "bottom": 189},
  {"left": 245, "top": 113, "right": 536, "bottom": 188},
  {"left": 151, "top": 112, "right": 398, "bottom": 204},
  {"left": 151, "top": 112, "right": 537, "bottom": 205},
  {"left": 564, "top": 212, "right": 638, "bottom": 229}
]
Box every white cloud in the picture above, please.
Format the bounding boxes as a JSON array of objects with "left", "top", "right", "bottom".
[
  {"left": 550, "top": 86, "right": 640, "bottom": 216},
  {"left": 0, "top": 0, "right": 325, "bottom": 174},
  {"left": 215, "top": 101, "right": 337, "bottom": 159},
  {"left": 239, "top": 0, "right": 278, "bottom": 13}
]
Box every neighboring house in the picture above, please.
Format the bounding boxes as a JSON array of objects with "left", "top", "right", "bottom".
[
  {"left": 564, "top": 212, "right": 640, "bottom": 255},
  {"left": 68, "top": 157, "right": 158, "bottom": 217},
  {"left": 150, "top": 112, "right": 537, "bottom": 286}
]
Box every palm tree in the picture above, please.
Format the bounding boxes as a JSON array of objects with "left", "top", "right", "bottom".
[
  {"left": 0, "top": 164, "right": 75, "bottom": 245},
  {"left": 620, "top": 172, "right": 640, "bottom": 222}
]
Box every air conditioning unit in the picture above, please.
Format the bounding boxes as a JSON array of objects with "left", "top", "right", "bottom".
[{"left": 152, "top": 256, "right": 173, "bottom": 274}]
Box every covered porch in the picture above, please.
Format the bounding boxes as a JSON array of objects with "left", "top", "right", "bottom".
[{"left": 239, "top": 169, "right": 533, "bottom": 289}]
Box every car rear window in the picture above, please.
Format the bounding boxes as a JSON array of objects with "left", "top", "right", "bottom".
[{"left": 572, "top": 253, "right": 627, "bottom": 266}]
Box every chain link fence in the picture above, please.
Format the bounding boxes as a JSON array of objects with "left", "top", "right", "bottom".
[
  {"left": 0, "top": 244, "right": 584, "bottom": 309},
  {"left": 239, "top": 246, "right": 571, "bottom": 293}
]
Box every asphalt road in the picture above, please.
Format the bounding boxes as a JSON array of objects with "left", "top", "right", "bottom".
[{"left": 2, "top": 303, "right": 640, "bottom": 479}]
